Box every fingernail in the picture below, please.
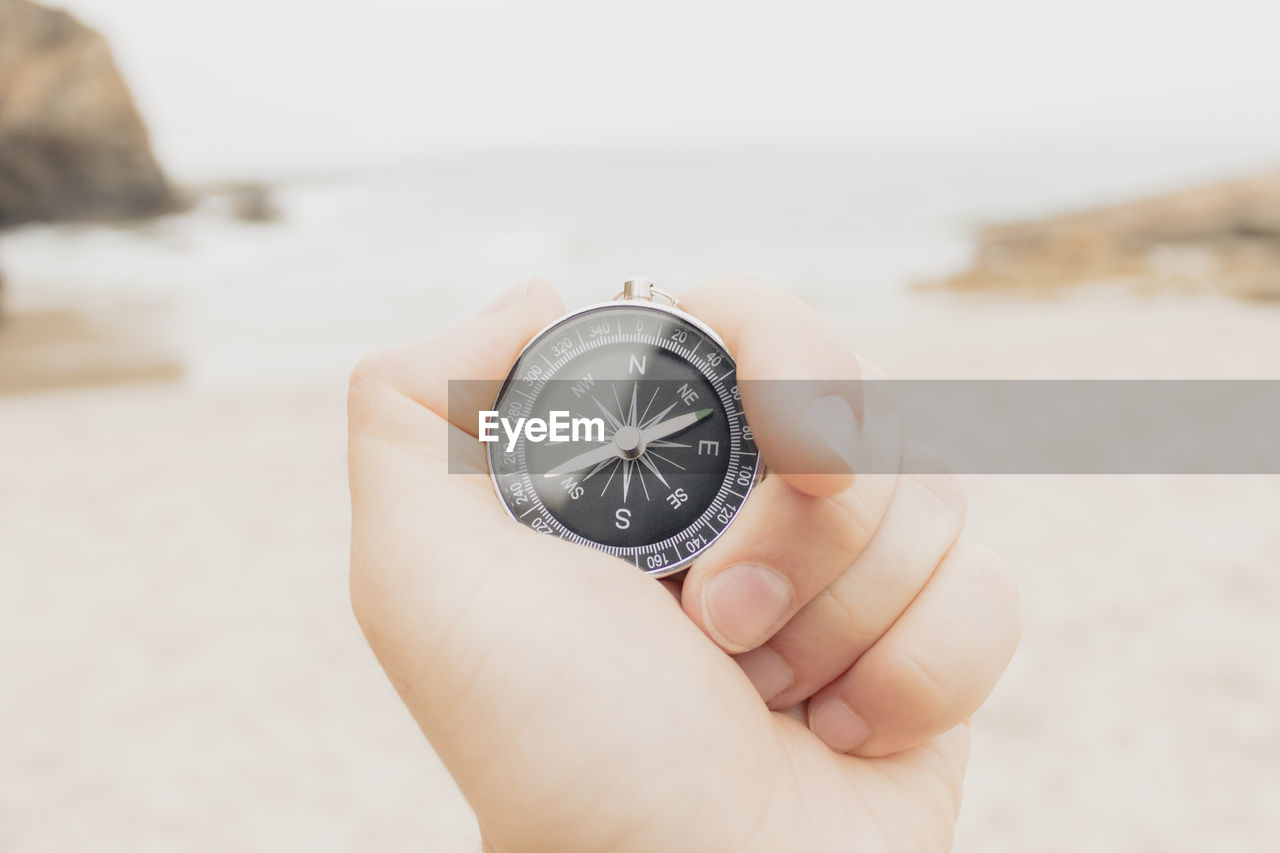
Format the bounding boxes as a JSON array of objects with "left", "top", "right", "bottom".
[
  {"left": 735, "top": 645, "right": 794, "bottom": 705},
  {"left": 805, "top": 394, "right": 860, "bottom": 474},
  {"left": 479, "top": 280, "right": 531, "bottom": 316},
  {"left": 702, "top": 563, "right": 794, "bottom": 652},
  {"left": 810, "top": 697, "right": 871, "bottom": 752}
]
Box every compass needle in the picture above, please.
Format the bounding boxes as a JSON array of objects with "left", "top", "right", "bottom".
[
  {"left": 640, "top": 408, "right": 712, "bottom": 443},
  {"left": 544, "top": 443, "right": 621, "bottom": 478}
]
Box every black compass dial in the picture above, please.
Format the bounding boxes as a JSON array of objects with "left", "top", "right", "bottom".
[{"left": 488, "top": 303, "right": 760, "bottom": 576}]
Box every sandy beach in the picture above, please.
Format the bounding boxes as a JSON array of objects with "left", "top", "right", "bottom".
[{"left": 3, "top": 263, "right": 1279, "bottom": 850}]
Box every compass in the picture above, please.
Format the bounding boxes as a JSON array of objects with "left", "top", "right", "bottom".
[{"left": 487, "top": 278, "right": 762, "bottom": 577}]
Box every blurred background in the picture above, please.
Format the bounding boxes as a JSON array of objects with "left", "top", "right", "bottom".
[{"left": 2, "top": 1, "right": 1278, "bottom": 850}]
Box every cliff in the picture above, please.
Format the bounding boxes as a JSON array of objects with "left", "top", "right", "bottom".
[
  {"left": 0, "top": 0, "right": 175, "bottom": 226},
  {"left": 936, "top": 169, "right": 1280, "bottom": 300}
]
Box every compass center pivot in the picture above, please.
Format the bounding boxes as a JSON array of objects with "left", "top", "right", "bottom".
[{"left": 613, "top": 425, "right": 644, "bottom": 459}]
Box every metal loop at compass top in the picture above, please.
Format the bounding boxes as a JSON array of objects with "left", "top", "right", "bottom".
[{"left": 614, "top": 277, "right": 679, "bottom": 307}]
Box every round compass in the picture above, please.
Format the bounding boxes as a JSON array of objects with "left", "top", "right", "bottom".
[{"left": 487, "top": 279, "right": 761, "bottom": 577}]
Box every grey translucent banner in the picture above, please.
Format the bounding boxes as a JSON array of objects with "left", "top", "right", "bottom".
[{"left": 448, "top": 380, "right": 1280, "bottom": 474}]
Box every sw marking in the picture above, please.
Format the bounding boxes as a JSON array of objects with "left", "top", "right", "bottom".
[{"left": 479, "top": 411, "right": 607, "bottom": 452}]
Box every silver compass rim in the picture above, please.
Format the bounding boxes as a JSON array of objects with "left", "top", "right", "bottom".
[{"left": 484, "top": 297, "right": 766, "bottom": 578}]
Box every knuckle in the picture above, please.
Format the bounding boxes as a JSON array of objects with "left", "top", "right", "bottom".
[
  {"left": 823, "top": 471, "right": 896, "bottom": 556},
  {"left": 348, "top": 349, "right": 407, "bottom": 426},
  {"left": 820, "top": 488, "right": 879, "bottom": 559},
  {"left": 855, "top": 352, "right": 888, "bottom": 383},
  {"left": 846, "top": 542, "right": 1021, "bottom": 735},
  {"left": 863, "top": 642, "right": 957, "bottom": 718},
  {"left": 907, "top": 469, "right": 967, "bottom": 529},
  {"left": 947, "top": 540, "right": 1024, "bottom": 651},
  {"left": 953, "top": 541, "right": 1020, "bottom": 610},
  {"left": 348, "top": 559, "right": 375, "bottom": 631},
  {"left": 901, "top": 439, "right": 965, "bottom": 529},
  {"left": 814, "top": 575, "right": 878, "bottom": 639},
  {"left": 348, "top": 349, "right": 396, "bottom": 396},
  {"left": 347, "top": 535, "right": 390, "bottom": 638}
]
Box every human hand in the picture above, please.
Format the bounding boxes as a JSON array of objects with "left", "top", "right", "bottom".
[{"left": 348, "top": 278, "right": 1020, "bottom": 852}]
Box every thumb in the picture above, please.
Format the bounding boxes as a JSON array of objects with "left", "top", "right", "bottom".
[{"left": 348, "top": 276, "right": 571, "bottom": 676}]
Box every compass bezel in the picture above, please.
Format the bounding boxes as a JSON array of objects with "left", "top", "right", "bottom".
[{"left": 486, "top": 299, "right": 763, "bottom": 577}]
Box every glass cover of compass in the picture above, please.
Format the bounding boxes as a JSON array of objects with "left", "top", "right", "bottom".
[{"left": 487, "top": 301, "right": 761, "bottom": 576}]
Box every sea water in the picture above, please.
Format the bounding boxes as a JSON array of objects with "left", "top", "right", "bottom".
[{"left": 3, "top": 145, "right": 1275, "bottom": 389}]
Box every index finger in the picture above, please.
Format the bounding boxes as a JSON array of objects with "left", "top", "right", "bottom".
[
  {"left": 676, "top": 279, "right": 902, "bottom": 653},
  {"left": 679, "top": 278, "right": 888, "bottom": 497}
]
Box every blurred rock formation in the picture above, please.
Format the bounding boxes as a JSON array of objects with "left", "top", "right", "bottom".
[
  {"left": 937, "top": 169, "right": 1280, "bottom": 300},
  {"left": 188, "top": 181, "right": 281, "bottom": 224},
  {"left": 0, "top": 0, "right": 175, "bottom": 226}
]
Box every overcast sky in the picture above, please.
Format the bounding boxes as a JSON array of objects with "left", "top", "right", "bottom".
[{"left": 59, "top": 0, "right": 1280, "bottom": 179}]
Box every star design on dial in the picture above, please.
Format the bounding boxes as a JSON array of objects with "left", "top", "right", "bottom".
[{"left": 544, "top": 380, "right": 712, "bottom": 504}]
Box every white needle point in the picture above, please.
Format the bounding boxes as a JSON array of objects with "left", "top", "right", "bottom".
[{"left": 640, "top": 408, "right": 713, "bottom": 443}]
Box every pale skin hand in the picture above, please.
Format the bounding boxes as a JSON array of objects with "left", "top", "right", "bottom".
[{"left": 348, "top": 278, "right": 1021, "bottom": 852}]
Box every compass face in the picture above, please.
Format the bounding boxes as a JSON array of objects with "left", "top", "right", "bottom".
[{"left": 488, "top": 303, "right": 760, "bottom": 576}]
